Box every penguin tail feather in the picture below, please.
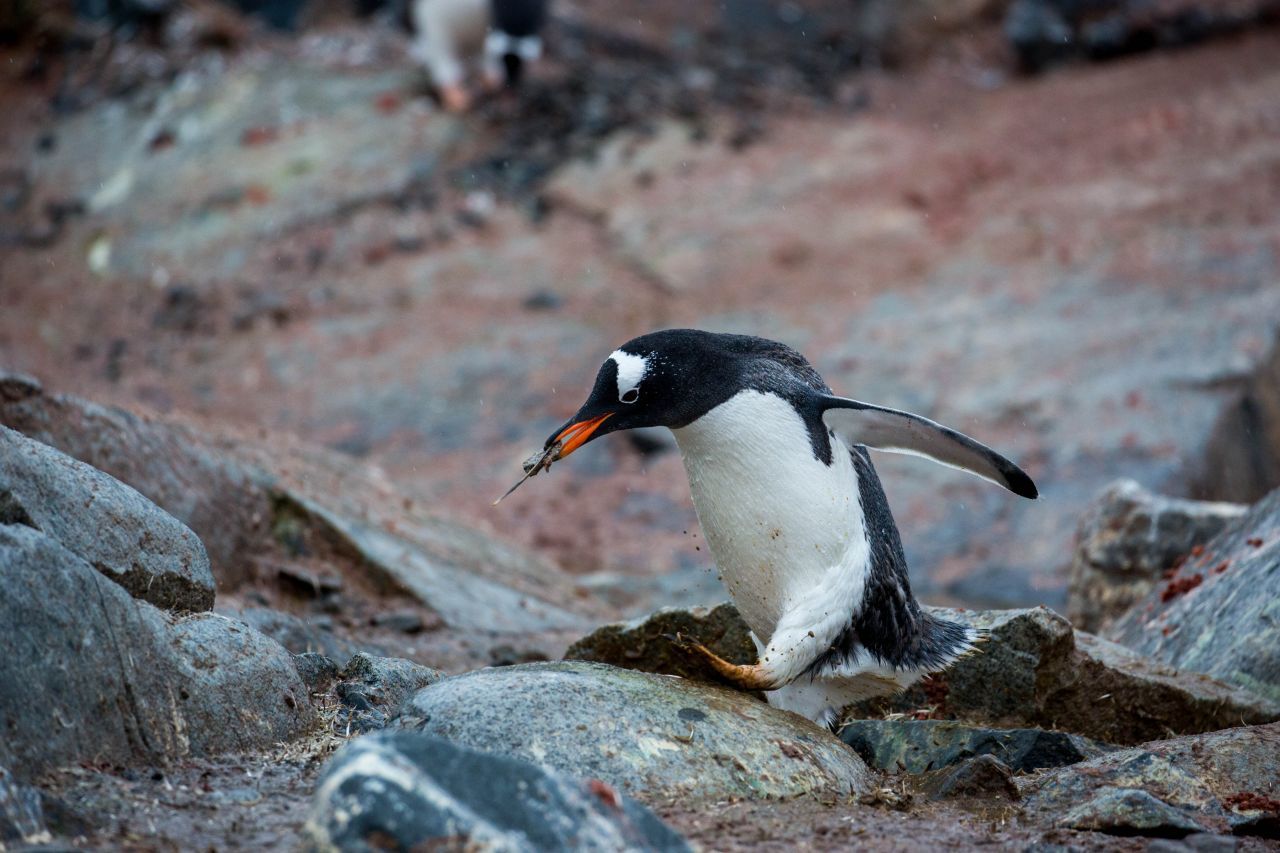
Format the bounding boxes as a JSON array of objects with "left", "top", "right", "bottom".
[{"left": 916, "top": 613, "right": 984, "bottom": 672}]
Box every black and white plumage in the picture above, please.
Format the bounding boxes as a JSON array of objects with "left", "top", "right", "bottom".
[
  {"left": 537, "top": 329, "right": 1038, "bottom": 726},
  {"left": 410, "top": 0, "right": 549, "bottom": 111}
]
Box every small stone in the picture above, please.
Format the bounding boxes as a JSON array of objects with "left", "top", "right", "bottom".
[
  {"left": 293, "top": 652, "right": 341, "bottom": 691},
  {"left": 839, "top": 719, "right": 1113, "bottom": 775},
  {"left": 337, "top": 653, "right": 443, "bottom": 715},
  {"left": 370, "top": 609, "right": 428, "bottom": 634},
  {"left": 522, "top": 289, "right": 563, "bottom": 311},
  {"left": 488, "top": 644, "right": 550, "bottom": 666},
  {"left": 920, "top": 755, "right": 1020, "bottom": 801}
]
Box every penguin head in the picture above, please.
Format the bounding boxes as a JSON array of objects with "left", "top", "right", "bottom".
[{"left": 544, "top": 329, "right": 738, "bottom": 458}]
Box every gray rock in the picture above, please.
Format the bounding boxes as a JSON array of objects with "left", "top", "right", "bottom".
[
  {"left": 293, "top": 652, "right": 341, "bottom": 691},
  {"left": 164, "top": 613, "right": 313, "bottom": 757},
  {"left": 1025, "top": 723, "right": 1280, "bottom": 838},
  {"left": 839, "top": 719, "right": 1112, "bottom": 774},
  {"left": 860, "top": 606, "right": 1279, "bottom": 744},
  {"left": 0, "top": 524, "right": 312, "bottom": 778},
  {"left": 1110, "top": 487, "right": 1280, "bottom": 705},
  {"left": 564, "top": 603, "right": 757, "bottom": 682},
  {"left": 0, "top": 765, "right": 46, "bottom": 845},
  {"left": 1147, "top": 835, "right": 1238, "bottom": 853},
  {"left": 396, "top": 661, "right": 875, "bottom": 801},
  {"left": 1068, "top": 480, "right": 1244, "bottom": 632},
  {"left": 0, "top": 425, "right": 215, "bottom": 612},
  {"left": 306, "top": 731, "right": 690, "bottom": 852},
  {"left": 0, "top": 377, "right": 587, "bottom": 634},
  {"left": 231, "top": 606, "right": 357, "bottom": 661},
  {"left": 1057, "top": 788, "right": 1205, "bottom": 838},
  {"left": 333, "top": 653, "right": 444, "bottom": 733}
]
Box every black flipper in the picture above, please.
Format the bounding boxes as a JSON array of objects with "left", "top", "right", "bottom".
[{"left": 819, "top": 395, "right": 1038, "bottom": 499}]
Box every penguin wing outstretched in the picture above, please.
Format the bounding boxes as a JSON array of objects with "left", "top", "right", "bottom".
[{"left": 819, "top": 396, "right": 1038, "bottom": 499}]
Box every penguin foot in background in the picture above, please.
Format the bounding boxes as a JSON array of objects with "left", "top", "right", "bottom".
[
  {"left": 439, "top": 82, "right": 472, "bottom": 112},
  {"left": 667, "top": 633, "right": 778, "bottom": 691}
]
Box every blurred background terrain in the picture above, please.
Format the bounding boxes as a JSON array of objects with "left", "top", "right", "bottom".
[{"left": 4, "top": 0, "right": 1278, "bottom": 619}]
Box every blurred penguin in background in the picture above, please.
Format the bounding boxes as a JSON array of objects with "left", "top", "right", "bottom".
[{"left": 411, "top": 0, "right": 549, "bottom": 112}]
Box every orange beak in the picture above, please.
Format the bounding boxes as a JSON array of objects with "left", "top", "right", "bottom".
[{"left": 554, "top": 413, "right": 614, "bottom": 459}]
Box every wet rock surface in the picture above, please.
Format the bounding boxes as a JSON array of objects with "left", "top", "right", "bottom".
[
  {"left": 1024, "top": 722, "right": 1280, "bottom": 839},
  {"left": 839, "top": 719, "right": 1113, "bottom": 774},
  {"left": 0, "top": 424, "right": 215, "bottom": 612},
  {"left": 0, "top": 523, "right": 313, "bottom": 778},
  {"left": 395, "top": 661, "right": 876, "bottom": 801},
  {"left": 1110, "top": 487, "right": 1280, "bottom": 705},
  {"left": 1068, "top": 479, "right": 1245, "bottom": 632},
  {"left": 307, "top": 731, "right": 690, "bottom": 852},
  {"left": 858, "top": 606, "right": 1280, "bottom": 744}
]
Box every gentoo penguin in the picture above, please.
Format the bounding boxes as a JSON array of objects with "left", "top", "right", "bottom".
[
  {"left": 410, "top": 0, "right": 549, "bottom": 112},
  {"left": 532, "top": 329, "right": 1038, "bottom": 727}
]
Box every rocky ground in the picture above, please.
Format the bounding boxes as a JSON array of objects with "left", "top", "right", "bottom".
[{"left": 2, "top": 0, "right": 1280, "bottom": 850}]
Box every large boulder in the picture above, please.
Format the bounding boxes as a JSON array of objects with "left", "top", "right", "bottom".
[
  {"left": 1110, "top": 487, "right": 1280, "bottom": 705},
  {"left": 1024, "top": 723, "right": 1280, "bottom": 838},
  {"left": 0, "top": 425, "right": 215, "bottom": 612},
  {"left": 306, "top": 731, "right": 690, "bottom": 852},
  {"left": 0, "top": 371, "right": 587, "bottom": 633},
  {"left": 395, "top": 661, "right": 875, "bottom": 802},
  {"left": 0, "top": 523, "right": 313, "bottom": 778},
  {"left": 858, "top": 606, "right": 1279, "bottom": 744},
  {"left": 1068, "top": 479, "right": 1244, "bottom": 632}
]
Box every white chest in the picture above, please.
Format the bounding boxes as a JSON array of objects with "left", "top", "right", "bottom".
[{"left": 672, "top": 391, "right": 867, "bottom": 642}]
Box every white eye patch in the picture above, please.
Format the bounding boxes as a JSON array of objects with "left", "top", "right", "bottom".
[{"left": 610, "top": 349, "right": 648, "bottom": 402}]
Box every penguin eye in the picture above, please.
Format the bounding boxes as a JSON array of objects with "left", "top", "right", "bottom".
[{"left": 620, "top": 388, "right": 640, "bottom": 404}]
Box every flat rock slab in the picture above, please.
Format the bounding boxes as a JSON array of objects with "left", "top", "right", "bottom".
[
  {"left": 0, "top": 425, "right": 214, "bottom": 612},
  {"left": 0, "top": 524, "right": 312, "bottom": 778},
  {"left": 1110, "top": 487, "right": 1280, "bottom": 705},
  {"left": 840, "top": 719, "right": 1113, "bottom": 775},
  {"left": 1024, "top": 722, "right": 1280, "bottom": 839},
  {"left": 395, "top": 661, "right": 875, "bottom": 802},
  {"left": 865, "top": 605, "right": 1280, "bottom": 745},
  {"left": 307, "top": 731, "right": 690, "bottom": 852}
]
